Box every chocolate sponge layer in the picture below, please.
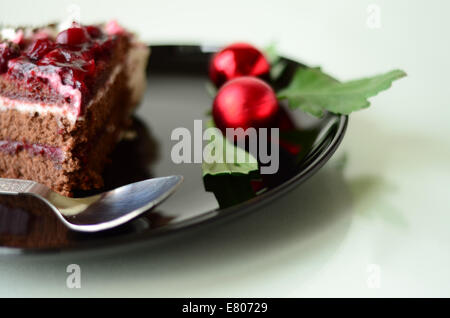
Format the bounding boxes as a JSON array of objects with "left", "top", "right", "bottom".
[
  {"left": 0, "top": 103, "right": 131, "bottom": 196},
  {"left": 0, "top": 64, "right": 136, "bottom": 196}
]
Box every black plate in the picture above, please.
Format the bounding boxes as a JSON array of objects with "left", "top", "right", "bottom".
[{"left": 0, "top": 45, "right": 348, "bottom": 253}]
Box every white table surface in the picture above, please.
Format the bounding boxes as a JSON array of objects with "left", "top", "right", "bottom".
[{"left": 0, "top": 0, "right": 449, "bottom": 297}]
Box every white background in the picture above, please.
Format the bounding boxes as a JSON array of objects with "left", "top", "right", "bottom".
[{"left": 0, "top": 0, "right": 449, "bottom": 297}]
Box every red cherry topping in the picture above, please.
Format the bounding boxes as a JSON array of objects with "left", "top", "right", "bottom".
[
  {"left": 84, "top": 59, "right": 96, "bottom": 75},
  {"left": 0, "top": 42, "right": 20, "bottom": 73},
  {"left": 56, "top": 27, "right": 88, "bottom": 46},
  {"left": 2, "top": 23, "right": 120, "bottom": 109},
  {"left": 85, "top": 25, "right": 102, "bottom": 38},
  {"left": 27, "top": 39, "right": 55, "bottom": 60},
  {"left": 38, "top": 49, "right": 69, "bottom": 66}
]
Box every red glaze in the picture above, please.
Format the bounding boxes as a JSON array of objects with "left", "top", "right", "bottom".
[
  {"left": 27, "top": 39, "right": 55, "bottom": 60},
  {"left": 56, "top": 27, "right": 88, "bottom": 46},
  {"left": 209, "top": 43, "right": 270, "bottom": 88},
  {"left": 0, "top": 42, "right": 20, "bottom": 73},
  {"left": 85, "top": 25, "right": 102, "bottom": 38},
  {"left": 213, "top": 77, "right": 279, "bottom": 137},
  {"left": 0, "top": 23, "right": 123, "bottom": 115},
  {"left": 1, "top": 24, "right": 116, "bottom": 77}
]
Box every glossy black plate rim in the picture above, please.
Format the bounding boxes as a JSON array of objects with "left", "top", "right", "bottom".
[
  {"left": 1, "top": 45, "right": 349, "bottom": 254},
  {"left": 144, "top": 114, "right": 349, "bottom": 234}
]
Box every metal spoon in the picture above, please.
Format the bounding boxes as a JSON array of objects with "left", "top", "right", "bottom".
[{"left": 0, "top": 176, "right": 183, "bottom": 232}]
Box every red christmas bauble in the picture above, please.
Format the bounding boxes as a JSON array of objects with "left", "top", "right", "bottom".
[
  {"left": 209, "top": 43, "right": 270, "bottom": 88},
  {"left": 213, "top": 76, "right": 279, "bottom": 137}
]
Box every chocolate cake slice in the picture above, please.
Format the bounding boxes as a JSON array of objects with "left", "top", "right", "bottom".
[{"left": 0, "top": 21, "right": 149, "bottom": 196}]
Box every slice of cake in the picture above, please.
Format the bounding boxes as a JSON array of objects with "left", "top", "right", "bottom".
[{"left": 0, "top": 21, "right": 149, "bottom": 196}]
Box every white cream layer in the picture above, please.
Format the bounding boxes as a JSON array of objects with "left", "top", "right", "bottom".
[
  {"left": 0, "top": 64, "right": 122, "bottom": 124},
  {"left": 0, "top": 95, "right": 77, "bottom": 122}
]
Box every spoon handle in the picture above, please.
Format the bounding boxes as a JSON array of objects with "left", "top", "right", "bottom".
[{"left": 0, "top": 178, "right": 38, "bottom": 195}]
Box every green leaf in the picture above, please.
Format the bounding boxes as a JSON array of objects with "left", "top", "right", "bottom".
[
  {"left": 205, "top": 81, "right": 217, "bottom": 99},
  {"left": 203, "top": 173, "right": 257, "bottom": 208},
  {"left": 202, "top": 120, "right": 259, "bottom": 177},
  {"left": 264, "top": 42, "right": 279, "bottom": 65},
  {"left": 278, "top": 68, "right": 406, "bottom": 117},
  {"left": 202, "top": 121, "right": 260, "bottom": 208},
  {"left": 270, "top": 59, "right": 288, "bottom": 81},
  {"left": 264, "top": 42, "right": 288, "bottom": 81}
]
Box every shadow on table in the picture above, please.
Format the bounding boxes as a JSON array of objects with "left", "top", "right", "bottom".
[{"left": 0, "top": 160, "right": 355, "bottom": 295}]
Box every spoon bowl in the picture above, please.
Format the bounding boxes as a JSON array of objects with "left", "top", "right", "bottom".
[{"left": 0, "top": 176, "right": 183, "bottom": 232}]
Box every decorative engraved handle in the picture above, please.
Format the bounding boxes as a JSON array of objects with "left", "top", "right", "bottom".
[{"left": 0, "top": 178, "right": 36, "bottom": 195}]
